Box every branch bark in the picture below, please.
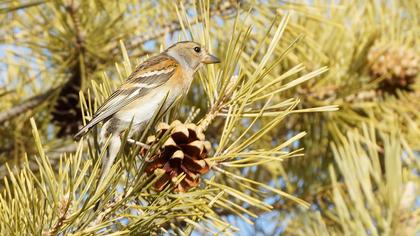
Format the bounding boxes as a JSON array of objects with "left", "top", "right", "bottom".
[{"left": 0, "top": 87, "right": 59, "bottom": 124}]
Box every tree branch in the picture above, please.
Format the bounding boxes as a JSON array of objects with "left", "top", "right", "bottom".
[{"left": 0, "top": 87, "right": 59, "bottom": 124}]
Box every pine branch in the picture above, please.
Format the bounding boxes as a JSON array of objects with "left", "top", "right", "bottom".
[
  {"left": 108, "top": 0, "right": 239, "bottom": 54},
  {"left": 42, "top": 194, "right": 71, "bottom": 236},
  {"left": 0, "top": 87, "right": 59, "bottom": 124}
]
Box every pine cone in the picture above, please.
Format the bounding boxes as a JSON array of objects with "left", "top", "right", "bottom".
[
  {"left": 367, "top": 44, "right": 419, "bottom": 94},
  {"left": 52, "top": 64, "right": 83, "bottom": 137},
  {"left": 144, "top": 120, "right": 211, "bottom": 192}
]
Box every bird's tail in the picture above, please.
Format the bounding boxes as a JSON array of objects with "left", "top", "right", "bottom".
[
  {"left": 74, "top": 123, "right": 95, "bottom": 141},
  {"left": 98, "top": 135, "right": 121, "bottom": 186},
  {"left": 93, "top": 133, "right": 121, "bottom": 211}
]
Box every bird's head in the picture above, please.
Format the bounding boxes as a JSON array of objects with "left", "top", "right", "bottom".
[{"left": 165, "top": 41, "right": 220, "bottom": 72}]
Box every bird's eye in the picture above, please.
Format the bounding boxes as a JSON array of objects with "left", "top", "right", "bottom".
[{"left": 194, "top": 47, "right": 201, "bottom": 53}]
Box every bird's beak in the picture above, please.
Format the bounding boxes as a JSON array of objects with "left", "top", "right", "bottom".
[{"left": 202, "top": 53, "right": 220, "bottom": 64}]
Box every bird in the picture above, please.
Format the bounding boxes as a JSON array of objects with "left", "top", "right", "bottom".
[{"left": 74, "top": 41, "right": 220, "bottom": 185}]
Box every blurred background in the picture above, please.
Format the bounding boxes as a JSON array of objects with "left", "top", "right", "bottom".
[{"left": 0, "top": 0, "right": 419, "bottom": 235}]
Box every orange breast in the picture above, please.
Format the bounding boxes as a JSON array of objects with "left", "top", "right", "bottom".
[{"left": 168, "top": 66, "right": 192, "bottom": 92}]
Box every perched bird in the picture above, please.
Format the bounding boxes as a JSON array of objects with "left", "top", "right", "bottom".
[{"left": 74, "top": 41, "right": 220, "bottom": 184}]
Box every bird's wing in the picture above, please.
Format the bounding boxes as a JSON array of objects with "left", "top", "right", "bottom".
[{"left": 74, "top": 54, "right": 179, "bottom": 140}]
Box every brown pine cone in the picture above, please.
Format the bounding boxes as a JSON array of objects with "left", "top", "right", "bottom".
[
  {"left": 367, "top": 44, "right": 419, "bottom": 94},
  {"left": 144, "top": 120, "right": 211, "bottom": 192}
]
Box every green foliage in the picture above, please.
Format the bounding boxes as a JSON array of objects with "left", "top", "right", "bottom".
[
  {"left": 287, "top": 122, "right": 419, "bottom": 235},
  {"left": 0, "top": 0, "right": 419, "bottom": 235}
]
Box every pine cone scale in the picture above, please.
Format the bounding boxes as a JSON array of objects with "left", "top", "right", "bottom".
[
  {"left": 143, "top": 120, "right": 211, "bottom": 192},
  {"left": 367, "top": 44, "right": 419, "bottom": 94}
]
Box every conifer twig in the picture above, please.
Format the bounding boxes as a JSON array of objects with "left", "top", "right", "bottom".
[
  {"left": 42, "top": 194, "right": 71, "bottom": 236},
  {"left": 0, "top": 87, "right": 59, "bottom": 124}
]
